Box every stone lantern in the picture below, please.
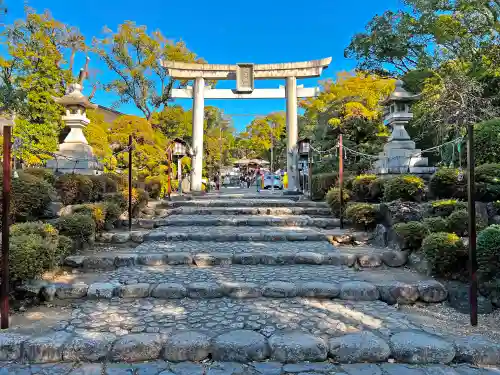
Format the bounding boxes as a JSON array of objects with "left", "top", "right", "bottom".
[
  {"left": 46, "top": 83, "right": 103, "bottom": 175},
  {"left": 373, "top": 80, "right": 436, "bottom": 176}
]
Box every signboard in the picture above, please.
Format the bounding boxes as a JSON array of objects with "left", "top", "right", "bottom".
[{"left": 236, "top": 63, "right": 254, "bottom": 93}]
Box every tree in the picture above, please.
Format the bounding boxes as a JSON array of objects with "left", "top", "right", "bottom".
[
  {"left": 152, "top": 104, "right": 192, "bottom": 139},
  {"left": 0, "top": 8, "right": 86, "bottom": 165},
  {"left": 93, "top": 21, "right": 205, "bottom": 122},
  {"left": 85, "top": 109, "right": 115, "bottom": 171}
]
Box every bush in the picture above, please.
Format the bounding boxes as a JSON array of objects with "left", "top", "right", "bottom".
[
  {"left": 447, "top": 209, "right": 487, "bottom": 236},
  {"left": 345, "top": 203, "right": 379, "bottom": 229},
  {"left": 55, "top": 174, "right": 93, "bottom": 205},
  {"left": 145, "top": 175, "right": 171, "bottom": 200},
  {"left": 383, "top": 175, "right": 425, "bottom": 202},
  {"left": 477, "top": 225, "right": 500, "bottom": 281},
  {"left": 325, "top": 187, "right": 350, "bottom": 216},
  {"left": 312, "top": 173, "right": 337, "bottom": 200},
  {"left": 73, "top": 203, "right": 106, "bottom": 232},
  {"left": 103, "top": 201, "right": 122, "bottom": 227},
  {"left": 57, "top": 235, "right": 73, "bottom": 257},
  {"left": 103, "top": 173, "right": 125, "bottom": 190},
  {"left": 423, "top": 217, "right": 449, "bottom": 233},
  {"left": 429, "top": 168, "right": 465, "bottom": 199},
  {"left": 422, "top": 232, "right": 467, "bottom": 278},
  {"left": 368, "top": 178, "right": 385, "bottom": 202},
  {"left": 475, "top": 163, "right": 500, "bottom": 183},
  {"left": 393, "top": 221, "right": 429, "bottom": 251},
  {"left": 104, "top": 192, "right": 127, "bottom": 211},
  {"left": 429, "top": 199, "right": 467, "bottom": 217},
  {"left": 1, "top": 172, "right": 56, "bottom": 223},
  {"left": 23, "top": 168, "right": 56, "bottom": 185},
  {"left": 57, "top": 213, "right": 95, "bottom": 248},
  {"left": 8, "top": 222, "right": 67, "bottom": 281},
  {"left": 475, "top": 119, "right": 500, "bottom": 165},
  {"left": 475, "top": 163, "right": 500, "bottom": 202},
  {"left": 352, "top": 174, "right": 377, "bottom": 202},
  {"left": 122, "top": 188, "right": 149, "bottom": 217}
]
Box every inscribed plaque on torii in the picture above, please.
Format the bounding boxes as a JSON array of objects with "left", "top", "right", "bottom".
[{"left": 236, "top": 63, "right": 254, "bottom": 93}]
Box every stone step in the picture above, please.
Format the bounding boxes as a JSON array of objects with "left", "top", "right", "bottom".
[
  {"left": 0, "top": 362, "right": 491, "bottom": 375},
  {"left": 161, "top": 199, "right": 329, "bottom": 208},
  {"left": 64, "top": 247, "right": 407, "bottom": 270},
  {"left": 134, "top": 215, "right": 340, "bottom": 229},
  {"left": 143, "top": 226, "right": 328, "bottom": 242},
  {"left": 5, "top": 297, "right": 498, "bottom": 367},
  {"left": 175, "top": 192, "right": 300, "bottom": 200},
  {"left": 165, "top": 206, "right": 333, "bottom": 216}
]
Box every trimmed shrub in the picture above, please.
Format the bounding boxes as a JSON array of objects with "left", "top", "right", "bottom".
[
  {"left": 475, "top": 119, "right": 500, "bottom": 165},
  {"left": 429, "top": 199, "right": 467, "bottom": 217},
  {"left": 325, "top": 187, "right": 351, "bottom": 216},
  {"left": 57, "top": 235, "right": 73, "bottom": 257},
  {"left": 23, "top": 168, "right": 56, "bottom": 185},
  {"left": 475, "top": 163, "right": 500, "bottom": 183},
  {"left": 7, "top": 172, "right": 56, "bottom": 222},
  {"left": 73, "top": 203, "right": 106, "bottom": 232},
  {"left": 421, "top": 232, "right": 467, "bottom": 278},
  {"left": 352, "top": 174, "right": 377, "bottom": 202},
  {"left": 55, "top": 174, "right": 93, "bottom": 205},
  {"left": 57, "top": 213, "right": 95, "bottom": 248},
  {"left": 368, "top": 178, "right": 385, "bottom": 202},
  {"left": 345, "top": 203, "right": 379, "bottom": 229},
  {"left": 122, "top": 188, "right": 149, "bottom": 217},
  {"left": 423, "top": 217, "right": 449, "bottom": 233},
  {"left": 104, "top": 192, "right": 127, "bottom": 211},
  {"left": 103, "top": 201, "right": 122, "bottom": 227},
  {"left": 8, "top": 222, "right": 65, "bottom": 281},
  {"left": 145, "top": 175, "right": 171, "bottom": 200},
  {"left": 477, "top": 224, "right": 500, "bottom": 281},
  {"left": 447, "top": 209, "right": 487, "bottom": 236},
  {"left": 312, "top": 173, "right": 337, "bottom": 200},
  {"left": 383, "top": 175, "right": 425, "bottom": 202},
  {"left": 475, "top": 163, "right": 500, "bottom": 202},
  {"left": 393, "top": 221, "right": 429, "bottom": 251},
  {"left": 89, "top": 175, "right": 119, "bottom": 202},
  {"left": 429, "top": 168, "right": 465, "bottom": 199}
]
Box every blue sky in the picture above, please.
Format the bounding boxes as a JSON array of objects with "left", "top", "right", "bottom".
[{"left": 5, "top": 0, "right": 402, "bottom": 131}]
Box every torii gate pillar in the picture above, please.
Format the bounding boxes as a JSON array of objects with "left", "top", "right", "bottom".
[{"left": 162, "top": 58, "right": 332, "bottom": 193}]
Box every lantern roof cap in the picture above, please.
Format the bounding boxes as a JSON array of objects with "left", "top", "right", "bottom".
[
  {"left": 53, "top": 83, "right": 97, "bottom": 109},
  {"left": 382, "top": 80, "right": 420, "bottom": 104}
]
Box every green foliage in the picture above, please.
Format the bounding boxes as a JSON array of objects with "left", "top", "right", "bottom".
[
  {"left": 352, "top": 174, "right": 377, "bottom": 202},
  {"left": 325, "top": 187, "right": 350, "bottom": 216},
  {"left": 104, "top": 192, "right": 127, "bottom": 211},
  {"left": 368, "top": 178, "right": 385, "bottom": 202},
  {"left": 476, "top": 164, "right": 500, "bottom": 183},
  {"left": 8, "top": 222, "right": 66, "bottom": 281},
  {"left": 144, "top": 175, "right": 170, "bottom": 200},
  {"left": 447, "top": 209, "right": 487, "bottom": 236},
  {"left": 55, "top": 174, "right": 93, "bottom": 205},
  {"left": 477, "top": 225, "right": 500, "bottom": 281},
  {"left": 85, "top": 110, "right": 115, "bottom": 171},
  {"left": 423, "top": 217, "right": 449, "bottom": 233},
  {"left": 103, "top": 201, "right": 122, "bottom": 227},
  {"left": 57, "top": 213, "right": 95, "bottom": 247},
  {"left": 312, "top": 173, "right": 337, "bottom": 200},
  {"left": 475, "top": 163, "right": 500, "bottom": 202},
  {"left": 123, "top": 188, "right": 149, "bottom": 218},
  {"left": 422, "top": 232, "right": 466, "bottom": 278},
  {"left": 429, "top": 168, "right": 465, "bottom": 199},
  {"left": 57, "top": 235, "right": 73, "bottom": 257},
  {"left": 73, "top": 203, "right": 106, "bottom": 232},
  {"left": 475, "top": 119, "right": 500, "bottom": 165},
  {"left": 430, "top": 199, "right": 468, "bottom": 217},
  {"left": 23, "top": 168, "right": 56, "bottom": 184},
  {"left": 393, "top": 221, "right": 429, "bottom": 251},
  {"left": 345, "top": 203, "right": 379, "bottom": 229},
  {"left": 0, "top": 172, "right": 55, "bottom": 223},
  {"left": 383, "top": 175, "right": 425, "bottom": 202}
]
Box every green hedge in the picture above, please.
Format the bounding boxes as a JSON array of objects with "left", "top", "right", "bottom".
[
  {"left": 429, "top": 168, "right": 465, "bottom": 199},
  {"left": 477, "top": 225, "right": 500, "bottom": 281},
  {"left": 352, "top": 174, "right": 377, "bottom": 202},
  {"left": 57, "top": 213, "right": 95, "bottom": 248},
  {"left": 345, "top": 203, "right": 379, "bottom": 229},
  {"left": 383, "top": 175, "right": 425, "bottom": 202},
  {"left": 311, "top": 173, "right": 337, "bottom": 200},
  {"left": 393, "top": 221, "right": 429, "bottom": 251},
  {"left": 325, "top": 187, "right": 350, "bottom": 216},
  {"left": 422, "top": 232, "right": 466, "bottom": 279}
]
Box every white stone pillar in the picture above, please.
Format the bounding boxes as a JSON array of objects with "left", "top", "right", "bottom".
[
  {"left": 191, "top": 77, "right": 205, "bottom": 192},
  {"left": 285, "top": 76, "right": 298, "bottom": 191}
]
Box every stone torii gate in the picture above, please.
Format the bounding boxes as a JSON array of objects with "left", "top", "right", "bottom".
[{"left": 161, "top": 58, "right": 332, "bottom": 192}]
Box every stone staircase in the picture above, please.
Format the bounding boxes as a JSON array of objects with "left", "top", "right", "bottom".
[{"left": 2, "top": 190, "right": 500, "bottom": 371}]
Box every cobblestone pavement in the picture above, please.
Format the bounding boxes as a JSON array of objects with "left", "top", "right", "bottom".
[
  {"left": 167, "top": 207, "right": 333, "bottom": 216},
  {"left": 1, "top": 361, "right": 497, "bottom": 375},
  {"left": 59, "top": 264, "right": 430, "bottom": 286},
  {"left": 162, "top": 199, "right": 326, "bottom": 208}
]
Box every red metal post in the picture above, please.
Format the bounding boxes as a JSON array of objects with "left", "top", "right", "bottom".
[
  {"left": 128, "top": 135, "right": 133, "bottom": 232},
  {"left": 1, "top": 125, "right": 12, "bottom": 329},
  {"left": 467, "top": 123, "right": 478, "bottom": 326},
  {"left": 338, "top": 134, "right": 344, "bottom": 229}
]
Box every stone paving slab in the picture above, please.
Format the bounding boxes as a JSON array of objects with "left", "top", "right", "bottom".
[
  {"left": 3, "top": 299, "right": 500, "bottom": 366},
  {"left": 144, "top": 226, "right": 327, "bottom": 242},
  {"left": 0, "top": 361, "right": 497, "bottom": 375},
  {"left": 161, "top": 199, "right": 328, "bottom": 209},
  {"left": 146, "top": 215, "right": 340, "bottom": 228},
  {"left": 167, "top": 207, "right": 333, "bottom": 216}
]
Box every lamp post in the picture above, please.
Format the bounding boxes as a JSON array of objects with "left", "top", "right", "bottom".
[
  {"left": 298, "top": 138, "right": 311, "bottom": 196},
  {"left": 0, "top": 114, "right": 14, "bottom": 329},
  {"left": 173, "top": 138, "right": 189, "bottom": 196}
]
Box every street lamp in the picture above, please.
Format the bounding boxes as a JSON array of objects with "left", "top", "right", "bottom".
[
  {"left": 298, "top": 138, "right": 311, "bottom": 196},
  {"left": 172, "top": 138, "right": 190, "bottom": 195}
]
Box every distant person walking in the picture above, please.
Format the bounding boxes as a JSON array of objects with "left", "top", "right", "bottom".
[
  {"left": 214, "top": 172, "right": 220, "bottom": 191},
  {"left": 255, "top": 169, "right": 262, "bottom": 193}
]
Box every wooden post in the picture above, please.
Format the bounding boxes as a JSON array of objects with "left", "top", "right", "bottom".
[
  {"left": 167, "top": 147, "right": 172, "bottom": 200},
  {"left": 308, "top": 146, "right": 313, "bottom": 201},
  {"left": 467, "top": 123, "right": 478, "bottom": 326},
  {"left": 339, "top": 134, "right": 344, "bottom": 229},
  {"left": 1, "top": 125, "right": 12, "bottom": 329},
  {"left": 128, "top": 135, "right": 133, "bottom": 232}
]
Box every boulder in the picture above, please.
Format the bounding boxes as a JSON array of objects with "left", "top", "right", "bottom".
[
  {"left": 223, "top": 282, "right": 262, "bottom": 298},
  {"left": 55, "top": 283, "right": 89, "bottom": 299},
  {"left": 45, "top": 202, "right": 64, "bottom": 218},
  {"left": 476, "top": 202, "right": 489, "bottom": 227},
  {"left": 297, "top": 281, "right": 340, "bottom": 298},
  {"left": 262, "top": 282, "right": 297, "bottom": 298},
  {"left": 377, "top": 282, "right": 419, "bottom": 305},
  {"left": 0, "top": 333, "right": 28, "bottom": 361},
  {"left": 454, "top": 334, "right": 500, "bottom": 365},
  {"left": 112, "top": 232, "right": 131, "bottom": 243},
  {"left": 83, "top": 256, "right": 115, "bottom": 270},
  {"left": 389, "top": 331, "right": 455, "bottom": 364},
  {"left": 212, "top": 330, "right": 269, "bottom": 362},
  {"left": 491, "top": 215, "right": 500, "bottom": 225},
  {"left": 87, "top": 283, "right": 116, "bottom": 299},
  {"left": 63, "top": 332, "right": 115, "bottom": 362},
  {"left": 358, "top": 254, "right": 382, "bottom": 268},
  {"left": 22, "top": 331, "right": 74, "bottom": 363},
  {"left": 446, "top": 282, "right": 493, "bottom": 314},
  {"left": 379, "top": 200, "right": 424, "bottom": 227},
  {"left": 64, "top": 256, "right": 85, "bottom": 268},
  {"left": 408, "top": 252, "right": 432, "bottom": 276},
  {"left": 329, "top": 332, "right": 390, "bottom": 363},
  {"left": 151, "top": 283, "right": 187, "bottom": 299},
  {"left": 117, "top": 283, "right": 151, "bottom": 298},
  {"left": 111, "top": 334, "right": 163, "bottom": 362},
  {"left": 163, "top": 331, "right": 211, "bottom": 362},
  {"left": 58, "top": 205, "right": 76, "bottom": 217},
  {"left": 339, "top": 281, "right": 380, "bottom": 301},
  {"left": 371, "top": 224, "right": 388, "bottom": 248},
  {"left": 381, "top": 250, "right": 409, "bottom": 267},
  {"left": 269, "top": 331, "right": 327, "bottom": 363},
  {"left": 294, "top": 252, "right": 324, "bottom": 265},
  {"left": 187, "top": 282, "right": 226, "bottom": 298},
  {"left": 417, "top": 280, "right": 448, "bottom": 303}
]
